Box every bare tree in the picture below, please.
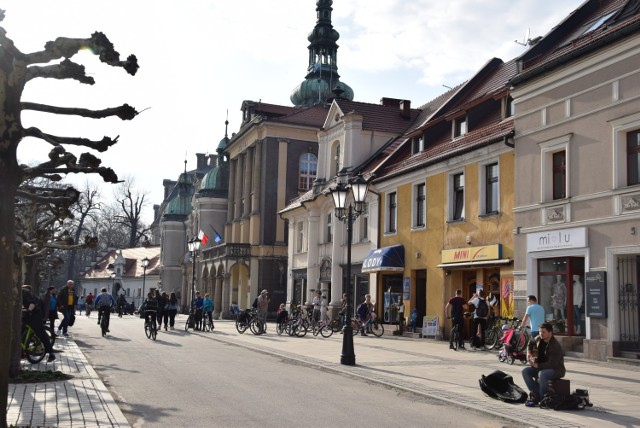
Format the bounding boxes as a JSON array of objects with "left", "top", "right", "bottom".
[
  {"left": 114, "top": 178, "right": 151, "bottom": 247},
  {"left": 0, "top": 9, "right": 138, "bottom": 425},
  {"left": 66, "top": 183, "right": 103, "bottom": 280}
]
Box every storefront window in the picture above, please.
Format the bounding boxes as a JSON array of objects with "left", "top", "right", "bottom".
[{"left": 537, "top": 257, "right": 584, "bottom": 335}]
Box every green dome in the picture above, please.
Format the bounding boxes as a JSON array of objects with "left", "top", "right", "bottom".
[
  {"left": 162, "top": 171, "right": 194, "bottom": 219},
  {"left": 290, "top": 79, "right": 353, "bottom": 106},
  {"left": 199, "top": 161, "right": 229, "bottom": 196}
]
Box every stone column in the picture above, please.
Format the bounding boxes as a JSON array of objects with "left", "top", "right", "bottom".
[{"left": 227, "top": 159, "right": 236, "bottom": 223}]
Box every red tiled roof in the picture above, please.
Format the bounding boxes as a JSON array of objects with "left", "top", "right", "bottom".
[
  {"left": 335, "top": 99, "right": 421, "bottom": 134},
  {"left": 80, "top": 247, "right": 161, "bottom": 279},
  {"left": 376, "top": 119, "right": 514, "bottom": 180}
]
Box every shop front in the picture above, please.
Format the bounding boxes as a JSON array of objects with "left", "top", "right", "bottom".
[
  {"left": 525, "top": 227, "right": 587, "bottom": 337},
  {"left": 362, "top": 245, "right": 404, "bottom": 322}
]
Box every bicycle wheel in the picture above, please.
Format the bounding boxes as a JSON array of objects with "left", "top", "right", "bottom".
[
  {"left": 276, "top": 322, "right": 285, "bottom": 336},
  {"left": 351, "top": 320, "right": 360, "bottom": 336},
  {"left": 484, "top": 327, "right": 499, "bottom": 350},
  {"left": 451, "top": 327, "right": 459, "bottom": 351},
  {"left": 250, "top": 318, "right": 265, "bottom": 335},
  {"left": 25, "top": 335, "right": 46, "bottom": 364},
  {"left": 320, "top": 325, "right": 334, "bottom": 338},
  {"left": 371, "top": 321, "right": 384, "bottom": 337},
  {"left": 151, "top": 325, "right": 157, "bottom": 341},
  {"left": 329, "top": 318, "right": 341, "bottom": 333},
  {"left": 294, "top": 321, "right": 308, "bottom": 337},
  {"left": 236, "top": 318, "right": 249, "bottom": 334},
  {"left": 145, "top": 322, "right": 152, "bottom": 339},
  {"left": 202, "top": 318, "right": 210, "bottom": 332},
  {"left": 101, "top": 315, "right": 108, "bottom": 337},
  {"left": 185, "top": 315, "right": 192, "bottom": 332}
]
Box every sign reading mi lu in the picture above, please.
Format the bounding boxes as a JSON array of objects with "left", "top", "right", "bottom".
[
  {"left": 527, "top": 227, "right": 587, "bottom": 252},
  {"left": 441, "top": 244, "right": 502, "bottom": 264}
]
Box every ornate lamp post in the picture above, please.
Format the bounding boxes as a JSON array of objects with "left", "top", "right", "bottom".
[
  {"left": 330, "top": 173, "right": 370, "bottom": 366},
  {"left": 141, "top": 257, "right": 150, "bottom": 305},
  {"left": 187, "top": 237, "right": 202, "bottom": 308}
]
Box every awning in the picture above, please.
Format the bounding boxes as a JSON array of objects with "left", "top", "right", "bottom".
[
  {"left": 362, "top": 245, "right": 404, "bottom": 273},
  {"left": 437, "top": 258, "right": 513, "bottom": 269}
]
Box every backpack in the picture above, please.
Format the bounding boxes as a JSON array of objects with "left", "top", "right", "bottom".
[
  {"left": 479, "top": 370, "right": 527, "bottom": 403},
  {"left": 475, "top": 298, "right": 488, "bottom": 318},
  {"left": 252, "top": 297, "right": 259, "bottom": 309},
  {"left": 539, "top": 389, "right": 592, "bottom": 411},
  {"left": 145, "top": 297, "right": 159, "bottom": 310}
]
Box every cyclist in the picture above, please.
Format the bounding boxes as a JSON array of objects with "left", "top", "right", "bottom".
[
  {"left": 22, "top": 285, "right": 55, "bottom": 362},
  {"left": 116, "top": 294, "right": 127, "bottom": 317},
  {"left": 95, "top": 288, "right": 116, "bottom": 333},
  {"left": 192, "top": 291, "right": 204, "bottom": 330},
  {"left": 445, "top": 289, "right": 467, "bottom": 349},
  {"left": 143, "top": 291, "right": 159, "bottom": 332},
  {"left": 203, "top": 293, "right": 214, "bottom": 330}
]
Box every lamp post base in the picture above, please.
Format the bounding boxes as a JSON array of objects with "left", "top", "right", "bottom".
[{"left": 340, "top": 324, "right": 356, "bottom": 365}]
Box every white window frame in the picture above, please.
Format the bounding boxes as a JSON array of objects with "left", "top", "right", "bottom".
[
  {"left": 385, "top": 191, "right": 398, "bottom": 234},
  {"left": 454, "top": 116, "right": 468, "bottom": 138},
  {"left": 412, "top": 181, "right": 426, "bottom": 229},
  {"left": 479, "top": 159, "right": 500, "bottom": 216},
  {"left": 412, "top": 136, "right": 424, "bottom": 155},
  {"left": 326, "top": 212, "right": 333, "bottom": 243},
  {"left": 357, "top": 203, "right": 369, "bottom": 242},
  {"left": 540, "top": 135, "right": 571, "bottom": 203},
  {"left": 296, "top": 221, "right": 305, "bottom": 253},
  {"left": 611, "top": 112, "right": 640, "bottom": 189},
  {"left": 448, "top": 170, "right": 465, "bottom": 222}
]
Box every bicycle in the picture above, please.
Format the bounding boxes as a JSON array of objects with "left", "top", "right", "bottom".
[
  {"left": 448, "top": 317, "right": 463, "bottom": 351},
  {"left": 354, "top": 312, "right": 384, "bottom": 337},
  {"left": 484, "top": 315, "right": 505, "bottom": 350},
  {"left": 185, "top": 306, "right": 201, "bottom": 331},
  {"left": 98, "top": 306, "right": 112, "bottom": 337},
  {"left": 202, "top": 311, "right": 214, "bottom": 332},
  {"left": 144, "top": 310, "right": 158, "bottom": 341},
  {"left": 312, "top": 318, "right": 334, "bottom": 338},
  {"left": 235, "top": 308, "right": 265, "bottom": 335},
  {"left": 21, "top": 323, "right": 46, "bottom": 364}
]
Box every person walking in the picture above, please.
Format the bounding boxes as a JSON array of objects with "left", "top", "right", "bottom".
[
  {"left": 41, "top": 286, "right": 58, "bottom": 341},
  {"left": 520, "top": 295, "right": 545, "bottom": 339},
  {"left": 445, "top": 289, "right": 467, "bottom": 349},
  {"left": 167, "top": 292, "right": 179, "bottom": 329},
  {"left": 522, "top": 322, "right": 566, "bottom": 406},
  {"left": 311, "top": 290, "right": 322, "bottom": 325},
  {"left": 84, "top": 292, "right": 95, "bottom": 317},
  {"left": 356, "top": 294, "right": 372, "bottom": 336},
  {"left": 22, "top": 285, "right": 56, "bottom": 362},
  {"left": 57, "top": 280, "right": 78, "bottom": 336},
  {"left": 154, "top": 289, "right": 166, "bottom": 331},
  {"left": 468, "top": 289, "right": 489, "bottom": 350}
]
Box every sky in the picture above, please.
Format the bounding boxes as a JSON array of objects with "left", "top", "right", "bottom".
[{"left": 3, "top": 0, "right": 585, "bottom": 224}]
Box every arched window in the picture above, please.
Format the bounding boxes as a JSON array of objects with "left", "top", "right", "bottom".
[{"left": 299, "top": 153, "right": 318, "bottom": 190}]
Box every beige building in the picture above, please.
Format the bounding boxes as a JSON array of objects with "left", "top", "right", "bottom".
[{"left": 511, "top": 0, "right": 640, "bottom": 360}]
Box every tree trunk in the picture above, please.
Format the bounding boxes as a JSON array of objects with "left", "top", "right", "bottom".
[{"left": 0, "top": 165, "right": 19, "bottom": 428}]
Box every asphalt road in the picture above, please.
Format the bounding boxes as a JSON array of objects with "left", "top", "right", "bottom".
[{"left": 71, "top": 314, "right": 518, "bottom": 428}]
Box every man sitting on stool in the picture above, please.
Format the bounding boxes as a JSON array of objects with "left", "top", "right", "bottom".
[{"left": 521, "top": 322, "right": 566, "bottom": 406}]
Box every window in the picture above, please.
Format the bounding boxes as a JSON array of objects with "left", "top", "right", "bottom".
[
  {"left": 454, "top": 117, "right": 467, "bottom": 138},
  {"left": 540, "top": 135, "right": 571, "bottom": 202},
  {"left": 553, "top": 151, "right": 566, "bottom": 200},
  {"left": 627, "top": 129, "right": 640, "bottom": 185},
  {"left": 296, "top": 221, "right": 304, "bottom": 252},
  {"left": 452, "top": 172, "right": 465, "bottom": 221},
  {"left": 387, "top": 192, "right": 397, "bottom": 233},
  {"left": 504, "top": 96, "right": 514, "bottom": 119},
  {"left": 485, "top": 163, "right": 499, "bottom": 214},
  {"left": 334, "top": 144, "right": 341, "bottom": 176},
  {"left": 326, "top": 213, "right": 333, "bottom": 243},
  {"left": 412, "top": 136, "right": 424, "bottom": 155},
  {"left": 360, "top": 209, "right": 369, "bottom": 241},
  {"left": 413, "top": 182, "right": 426, "bottom": 227},
  {"left": 298, "top": 153, "right": 318, "bottom": 190}
]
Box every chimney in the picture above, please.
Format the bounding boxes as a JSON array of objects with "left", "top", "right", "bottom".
[
  {"left": 209, "top": 154, "right": 219, "bottom": 168},
  {"left": 400, "top": 100, "right": 411, "bottom": 118},
  {"left": 153, "top": 204, "right": 160, "bottom": 221},
  {"left": 163, "top": 179, "right": 176, "bottom": 200},
  {"left": 196, "top": 153, "right": 207, "bottom": 169}
]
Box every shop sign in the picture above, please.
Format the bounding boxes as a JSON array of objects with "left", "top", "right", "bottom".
[
  {"left": 585, "top": 271, "right": 607, "bottom": 318},
  {"left": 441, "top": 244, "right": 502, "bottom": 264},
  {"left": 527, "top": 227, "right": 587, "bottom": 252}
]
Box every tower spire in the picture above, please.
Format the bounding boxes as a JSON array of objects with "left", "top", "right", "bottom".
[{"left": 290, "top": 0, "right": 354, "bottom": 106}]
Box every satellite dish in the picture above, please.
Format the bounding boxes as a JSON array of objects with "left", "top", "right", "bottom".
[{"left": 515, "top": 28, "right": 531, "bottom": 46}]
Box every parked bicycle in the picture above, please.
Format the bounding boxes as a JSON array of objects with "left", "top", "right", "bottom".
[
  {"left": 484, "top": 315, "right": 506, "bottom": 350},
  {"left": 185, "top": 306, "right": 199, "bottom": 331},
  {"left": 21, "top": 323, "right": 46, "bottom": 364},
  {"left": 312, "top": 318, "right": 334, "bottom": 338},
  {"left": 235, "top": 308, "right": 266, "bottom": 335}
]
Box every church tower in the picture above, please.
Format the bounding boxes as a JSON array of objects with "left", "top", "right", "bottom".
[{"left": 290, "top": 0, "right": 354, "bottom": 106}]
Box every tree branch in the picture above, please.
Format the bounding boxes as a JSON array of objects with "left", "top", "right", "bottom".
[
  {"left": 24, "top": 32, "right": 139, "bottom": 76},
  {"left": 25, "top": 58, "right": 94, "bottom": 84},
  {"left": 22, "top": 103, "right": 138, "bottom": 120},
  {"left": 24, "top": 126, "right": 119, "bottom": 151}
]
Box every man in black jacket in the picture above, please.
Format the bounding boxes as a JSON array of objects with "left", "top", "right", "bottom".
[
  {"left": 22, "top": 285, "right": 55, "bottom": 362},
  {"left": 57, "top": 280, "right": 78, "bottom": 336},
  {"left": 521, "top": 322, "right": 566, "bottom": 405}
]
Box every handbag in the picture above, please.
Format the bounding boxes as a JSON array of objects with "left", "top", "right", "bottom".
[{"left": 68, "top": 312, "right": 76, "bottom": 327}]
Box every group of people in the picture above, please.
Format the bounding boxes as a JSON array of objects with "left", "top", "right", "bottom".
[
  {"left": 445, "top": 288, "right": 566, "bottom": 408},
  {"left": 141, "top": 289, "right": 180, "bottom": 331},
  {"left": 190, "top": 291, "right": 214, "bottom": 330}
]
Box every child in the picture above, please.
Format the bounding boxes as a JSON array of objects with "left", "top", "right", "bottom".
[
  {"left": 408, "top": 308, "right": 418, "bottom": 332},
  {"left": 276, "top": 303, "right": 288, "bottom": 325}
]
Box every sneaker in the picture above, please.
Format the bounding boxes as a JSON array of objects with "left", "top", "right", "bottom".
[
  {"left": 525, "top": 400, "right": 538, "bottom": 407},
  {"left": 47, "top": 353, "right": 56, "bottom": 362},
  {"left": 63, "top": 333, "right": 69, "bottom": 337}
]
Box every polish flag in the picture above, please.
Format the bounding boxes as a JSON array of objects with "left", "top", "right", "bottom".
[{"left": 198, "top": 229, "right": 209, "bottom": 245}]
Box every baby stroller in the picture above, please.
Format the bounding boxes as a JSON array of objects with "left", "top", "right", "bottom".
[{"left": 497, "top": 319, "right": 528, "bottom": 365}]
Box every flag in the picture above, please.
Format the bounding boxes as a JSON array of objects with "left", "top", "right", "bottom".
[
  {"left": 198, "top": 229, "right": 209, "bottom": 246},
  {"left": 209, "top": 225, "right": 223, "bottom": 244}
]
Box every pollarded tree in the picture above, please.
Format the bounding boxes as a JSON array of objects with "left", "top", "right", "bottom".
[{"left": 0, "top": 9, "right": 138, "bottom": 426}]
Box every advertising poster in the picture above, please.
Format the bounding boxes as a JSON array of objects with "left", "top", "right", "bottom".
[{"left": 501, "top": 277, "right": 514, "bottom": 318}]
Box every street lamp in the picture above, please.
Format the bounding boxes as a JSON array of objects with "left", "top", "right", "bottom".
[
  {"left": 141, "top": 257, "right": 150, "bottom": 306},
  {"left": 330, "top": 173, "right": 370, "bottom": 366},
  {"left": 187, "top": 237, "right": 201, "bottom": 307}
]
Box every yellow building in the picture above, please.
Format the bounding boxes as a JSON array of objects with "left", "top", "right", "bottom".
[{"left": 368, "top": 58, "right": 516, "bottom": 337}]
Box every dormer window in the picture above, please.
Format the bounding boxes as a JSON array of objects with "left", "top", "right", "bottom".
[
  {"left": 454, "top": 117, "right": 468, "bottom": 138},
  {"left": 504, "top": 96, "right": 515, "bottom": 119},
  {"left": 412, "top": 136, "right": 424, "bottom": 155}
]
